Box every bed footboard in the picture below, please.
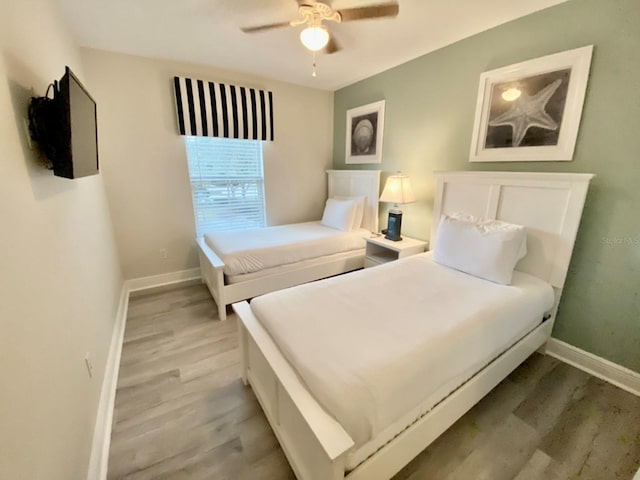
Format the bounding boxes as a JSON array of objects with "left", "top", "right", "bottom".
[
  {"left": 197, "top": 237, "right": 228, "bottom": 321},
  {"left": 233, "top": 301, "right": 354, "bottom": 480},
  {"left": 198, "top": 235, "right": 365, "bottom": 322}
]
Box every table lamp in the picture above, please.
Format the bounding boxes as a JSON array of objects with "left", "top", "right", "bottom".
[{"left": 379, "top": 172, "right": 416, "bottom": 241}]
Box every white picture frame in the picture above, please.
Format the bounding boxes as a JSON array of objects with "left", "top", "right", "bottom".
[
  {"left": 345, "top": 100, "right": 385, "bottom": 164},
  {"left": 469, "top": 45, "right": 593, "bottom": 162}
]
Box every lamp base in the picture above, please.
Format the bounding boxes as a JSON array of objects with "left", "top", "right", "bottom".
[{"left": 384, "top": 210, "right": 403, "bottom": 242}]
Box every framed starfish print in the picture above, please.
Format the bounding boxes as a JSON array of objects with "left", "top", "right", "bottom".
[{"left": 469, "top": 45, "right": 593, "bottom": 162}]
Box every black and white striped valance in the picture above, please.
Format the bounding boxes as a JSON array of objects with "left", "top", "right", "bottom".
[{"left": 173, "top": 76, "right": 274, "bottom": 141}]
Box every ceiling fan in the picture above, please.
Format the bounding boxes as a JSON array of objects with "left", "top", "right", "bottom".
[{"left": 241, "top": 1, "right": 400, "bottom": 54}]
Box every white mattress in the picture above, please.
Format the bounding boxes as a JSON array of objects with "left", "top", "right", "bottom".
[
  {"left": 346, "top": 352, "right": 491, "bottom": 470},
  {"left": 250, "top": 252, "right": 554, "bottom": 454},
  {"left": 225, "top": 249, "right": 364, "bottom": 284},
  {"left": 204, "top": 222, "right": 368, "bottom": 276}
]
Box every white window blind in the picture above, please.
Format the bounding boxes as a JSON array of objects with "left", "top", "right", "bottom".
[{"left": 184, "top": 136, "right": 266, "bottom": 235}]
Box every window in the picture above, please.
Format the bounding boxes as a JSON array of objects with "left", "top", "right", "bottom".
[{"left": 184, "top": 136, "right": 266, "bottom": 235}]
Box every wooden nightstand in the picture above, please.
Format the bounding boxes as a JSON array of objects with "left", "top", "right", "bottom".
[{"left": 364, "top": 235, "right": 427, "bottom": 268}]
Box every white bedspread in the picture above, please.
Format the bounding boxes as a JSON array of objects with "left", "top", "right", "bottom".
[
  {"left": 204, "top": 222, "right": 367, "bottom": 276},
  {"left": 250, "top": 253, "right": 554, "bottom": 447}
]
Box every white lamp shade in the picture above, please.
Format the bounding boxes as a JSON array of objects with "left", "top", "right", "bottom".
[
  {"left": 379, "top": 173, "right": 417, "bottom": 204},
  {"left": 300, "top": 26, "right": 329, "bottom": 51}
]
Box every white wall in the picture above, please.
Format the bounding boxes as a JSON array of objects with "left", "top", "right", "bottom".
[
  {"left": 0, "top": 1, "right": 123, "bottom": 479},
  {"left": 80, "top": 48, "right": 334, "bottom": 279}
]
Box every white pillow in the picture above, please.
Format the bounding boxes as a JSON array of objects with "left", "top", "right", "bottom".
[
  {"left": 448, "top": 212, "right": 527, "bottom": 260},
  {"left": 332, "top": 195, "right": 366, "bottom": 229},
  {"left": 321, "top": 198, "right": 357, "bottom": 231},
  {"left": 433, "top": 214, "right": 527, "bottom": 285}
]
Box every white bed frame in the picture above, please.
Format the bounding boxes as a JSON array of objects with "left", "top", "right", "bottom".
[
  {"left": 198, "top": 170, "right": 380, "bottom": 321},
  {"left": 233, "top": 171, "right": 593, "bottom": 480}
]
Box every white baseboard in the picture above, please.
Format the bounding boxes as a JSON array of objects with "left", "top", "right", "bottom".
[
  {"left": 126, "top": 268, "right": 201, "bottom": 293},
  {"left": 86, "top": 284, "right": 130, "bottom": 480},
  {"left": 545, "top": 338, "right": 640, "bottom": 397},
  {"left": 86, "top": 268, "right": 201, "bottom": 480}
]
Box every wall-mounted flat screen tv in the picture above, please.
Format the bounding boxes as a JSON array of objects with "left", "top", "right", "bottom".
[{"left": 29, "top": 66, "right": 99, "bottom": 179}]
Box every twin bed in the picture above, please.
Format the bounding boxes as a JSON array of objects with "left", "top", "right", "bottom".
[
  {"left": 231, "top": 170, "right": 593, "bottom": 480},
  {"left": 197, "top": 170, "right": 380, "bottom": 321}
]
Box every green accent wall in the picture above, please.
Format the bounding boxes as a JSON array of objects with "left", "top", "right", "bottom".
[{"left": 333, "top": 0, "right": 640, "bottom": 371}]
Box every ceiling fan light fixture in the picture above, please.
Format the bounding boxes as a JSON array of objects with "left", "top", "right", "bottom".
[{"left": 300, "top": 25, "right": 329, "bottom": 51}]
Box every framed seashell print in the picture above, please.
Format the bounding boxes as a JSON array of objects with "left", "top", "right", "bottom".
[
  {"left": 469, "top": 45, "right": 593, "bottom": 162},
  {"left": 346, "top": 100, "right": 385, "bottom": 164}
]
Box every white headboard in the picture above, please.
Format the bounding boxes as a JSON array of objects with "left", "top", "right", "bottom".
[
  {"left": 431, "top": 171, "right": 593, "bottom": 291},
  {"left": 327, "top": 170, "right": 381, "bottom": 233}
]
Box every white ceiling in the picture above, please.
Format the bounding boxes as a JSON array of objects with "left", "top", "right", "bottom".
[{"left": 56, "top": 0, "right": 568, "bottom": 91}]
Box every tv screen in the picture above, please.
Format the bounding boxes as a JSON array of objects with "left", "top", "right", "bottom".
[
  {"left": 28, "top": 66, "right": 99, "bottom": 179},
  {"left": 55, "top": 67, "right": 99, "bottom": 179}
]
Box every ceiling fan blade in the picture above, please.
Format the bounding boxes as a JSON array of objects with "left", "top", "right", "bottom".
[
  {"left": 338, "top": 3, "right": 399, "bottom": 22},
  {"left": 325, "top": 36, "right": 341, "bottom": 54},
  {"left": 241, "top": 21, "right": 292, "bottom": 33}
]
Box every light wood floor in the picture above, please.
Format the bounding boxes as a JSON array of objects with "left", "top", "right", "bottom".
[{"left": 108, "top": 283, "right": 640, "bottom": 480}]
